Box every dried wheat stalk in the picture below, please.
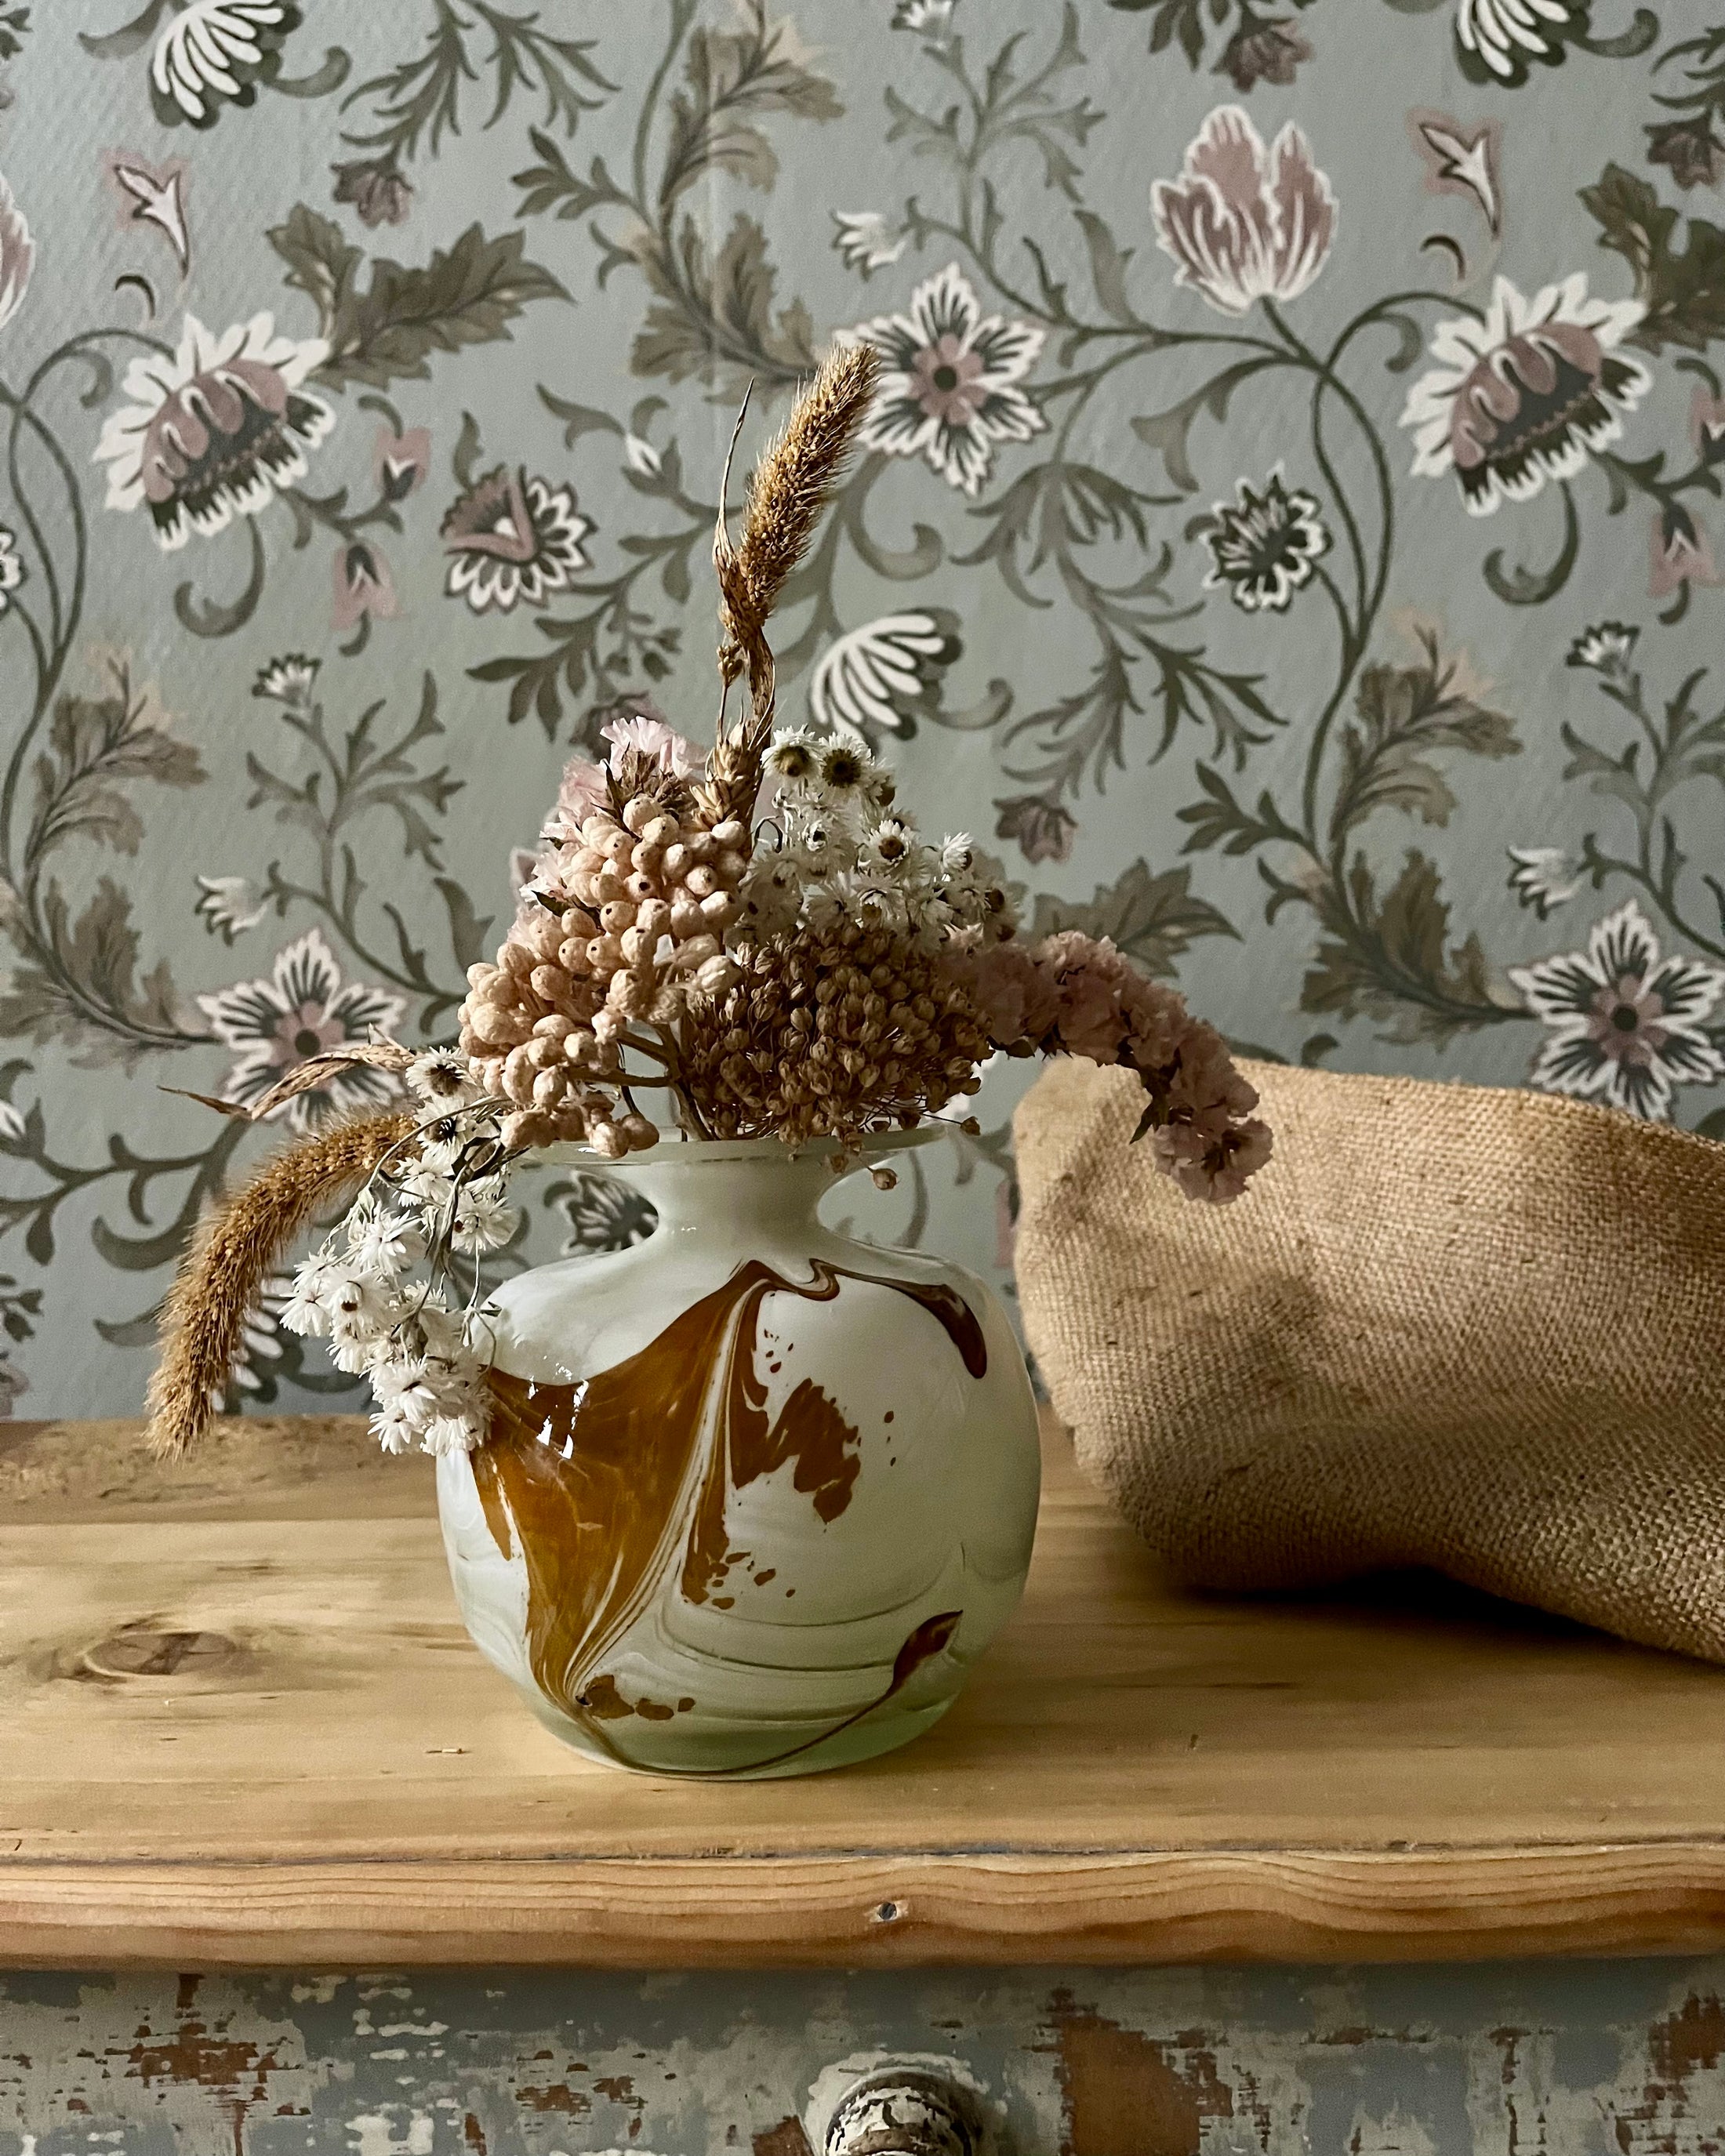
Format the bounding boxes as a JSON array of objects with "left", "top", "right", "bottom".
[
  {"left": 146, "top": 1109, "right": 416, "bottom": 1460},
  {"left": 700, "top": 345, "right": 878, "bottom": 828},
  {"left": 165, "top": 1040, "right": 416, "bottom": 1122},
  {"left": 710, "top": 344, "right": 880, "bottom": 786}
]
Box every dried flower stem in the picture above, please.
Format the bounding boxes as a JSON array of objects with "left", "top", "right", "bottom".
[
  {"left": 145, "top": 1109, "right": 416, "bottom": 1460},
  {"left": 704, "top": 345, "right": 880, "bottom": 826}
]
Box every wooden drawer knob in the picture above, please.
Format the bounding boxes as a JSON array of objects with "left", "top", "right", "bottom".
[{"left": 823, "top": 2067, "right": 984, "bottom": 2156}]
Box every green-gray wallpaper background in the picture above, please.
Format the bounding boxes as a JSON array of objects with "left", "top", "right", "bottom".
[{"left": 3, "top": 0, "right": 1723, "bottom": 1420}]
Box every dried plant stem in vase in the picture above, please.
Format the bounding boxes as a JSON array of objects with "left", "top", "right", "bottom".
[{"left": 151, "top": 345, "right": 1269, "bottom": 1778}]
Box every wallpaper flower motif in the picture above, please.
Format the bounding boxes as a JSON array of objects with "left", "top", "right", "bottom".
[
  {"left": 1509, "top": 898, "right": 1725, "bottom": 1115},
  {"left": 197, "top": 927, "right": 405, "bottom": 1131},
  {"left": 1203, "top": 469, "right": 1330, "bottom": 612},
  {"left": 93, "top": 313, "right": 333, "bottom": 548},
  {"left": 847, "top": 263, "right": 1046, "bottom": 495},
  {"left": 0, "top": 0, "right": 1722, "bottom": 1419},
  {"left": 1400, "top": 274, "right": 1651, "bottom": 514},
  {"left": 440, "top": 466, "right": 591, "bottom": 613},
  {"left": 1150, "top": 104, "right": 1335, "bottom": 316}
]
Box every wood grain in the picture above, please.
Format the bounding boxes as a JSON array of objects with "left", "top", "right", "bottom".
[{"left": 2, "top": 1410, "right": 1724, "bottom": 1968}]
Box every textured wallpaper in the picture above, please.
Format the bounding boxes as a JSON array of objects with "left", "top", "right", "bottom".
[{"left": 2, "top": 0, "right": 1723, "bottom": 1420}]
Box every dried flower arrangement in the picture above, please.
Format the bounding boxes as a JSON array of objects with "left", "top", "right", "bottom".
[{"left": 149, "top": 347, "right": 1270, "bottom": 1465}]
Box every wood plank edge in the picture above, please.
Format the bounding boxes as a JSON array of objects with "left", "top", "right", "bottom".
[{"left": 2, "top": 1846, "right": 1723, "bottom": 1968}]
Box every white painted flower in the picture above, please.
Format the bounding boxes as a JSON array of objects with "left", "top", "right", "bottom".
[
  {"left": 1150, "top": 105, "right": 1336, "bottom": 318},
  {"left": 1400, "top": 275, "right": 1650, "bottom": 517},
  {"left": 1509, "top": 898, "right": 1725, "bottom": 1119},
  {"left": 93, "top": 313, "right": 332, "bottom": 550},
  {"left": 0, "top": 525, "right": 23, "bottom": 613},
  {"left": 810, "top": 612, "right": 958, "bottom": 736},
  {"left": 1202, "top": 467, "right": 1330, "bottom": 613},
  {"left": 621, "top": 433, "right": 662, "bottom": 477},
  {"left": 1454, "top": 0, "right": 1585, "bottom": 87},
  {"left": 441, "top": 465, "right": 592, "bottom": 613},
  {"left": 151, "top": 0, "right": 299, "bottom": 127},
  {"left": 0, "top": 1098, "right": 27, "bottom": 1145},
  {"left": 0, "top": 171, "right": 34, "bottom": 333},
  {"left": 1411, "top": 115, "right": 1502, "bottom": 238},
  {"left": 845, "top": 264, "right": 1045, "bottom": 496},
  {"left": 1566, "top": 621, "right": 1639, "bottom": 679},
  {"left": 252, "top": 654, "right": 320, "bottom": 709},
  {"left": 1505, "top": 847, "right": 1582, "bottom": 920},
  {"left": 832, "top": 212, "right": 907, "bottom": 277},
  {"left": 197, "top": 927, "right": 405, "bottom": 1131},
  {"left": 891, "top": 0, "right": 956, "bottom": 38},
  {"left": 105, "top": 154, "right": 192, "bottom": 275},
  {"left": 194, "top": 875, "right": 267, "bottom": 944}
]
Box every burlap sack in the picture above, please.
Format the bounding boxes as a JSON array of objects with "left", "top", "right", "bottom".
[{"left": 1014, "top": 1055, "right": 1725, "bottom": 1661}]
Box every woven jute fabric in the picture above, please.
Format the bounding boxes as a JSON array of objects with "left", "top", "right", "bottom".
[{"left": 1014, "top": 1055, "right": 1725, "bottom": 1661}]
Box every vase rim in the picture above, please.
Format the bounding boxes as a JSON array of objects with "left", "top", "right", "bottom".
[{"left": 532, "top": 1124, "right": 946, "bottom": 1172}]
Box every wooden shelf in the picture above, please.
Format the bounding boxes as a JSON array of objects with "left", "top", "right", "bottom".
[{"left": 2, "top": 1408, "right": 1723, "bottom": 1969}]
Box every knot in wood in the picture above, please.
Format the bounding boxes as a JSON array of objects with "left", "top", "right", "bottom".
[{"left": 79, "top": 1624, "right": 238, "bottom": 1681}]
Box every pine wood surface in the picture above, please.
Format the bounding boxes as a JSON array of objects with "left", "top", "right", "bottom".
[{"left": 2, "top": 1408, "right": 1723, "bottom": 1969}]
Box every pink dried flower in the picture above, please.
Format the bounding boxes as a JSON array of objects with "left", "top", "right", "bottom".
[
  {"left": 945, "top": 941, "right": 1059, "bottom": 1050},
  {"left": 602, "top": 713, "right": 699, "bottom": 779},
  {"left": 1034, "top": 931, "right": 1138, "bottom": 1062},
  {"left": 1159, "top": 1015, "right": 1255, "bottom": 1128},
  {"left": 972, "top": 931, "right": 1271, "bottom": 1205},
  {"left": 1153, "top": 1114, "right": 1274, "bottom": 1203},
  {"left": 552, "top": 754, "right": 609, "bottom": 837}
]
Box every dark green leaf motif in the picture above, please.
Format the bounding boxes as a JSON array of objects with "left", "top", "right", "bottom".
[
  {"left": 1031, "top": 859, "right": 1238, "bottom": 979},
  {"left": 269, "top": 209, "right": 569, "bottom": 389},
  {"left": 1302, "top": 852, "right": 1513, "bottom": 1047},
  {"left": 1330, "top": 651, "right": 1519, "bottom": 840},
  {"left": 1582, "top": 163, "right": 1725, "bottom": 354}
]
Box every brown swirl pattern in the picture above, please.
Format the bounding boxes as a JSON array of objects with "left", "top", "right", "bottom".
[{"left": 470, "top": 1258, "right": 985, "bottom": 1772}]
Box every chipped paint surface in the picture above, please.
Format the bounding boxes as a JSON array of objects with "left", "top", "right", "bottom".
[{"left": 0, "top": 1960, "right": 1722, "bottom": 2153}]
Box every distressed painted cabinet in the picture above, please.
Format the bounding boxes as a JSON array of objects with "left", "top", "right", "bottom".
[{"left": 2, "top": 1413, "right": 1723, "bottom": 2153}]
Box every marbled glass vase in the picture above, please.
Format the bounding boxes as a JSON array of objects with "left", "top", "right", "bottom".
[{"left": 436, "top": 1134, "right": 1041, "bottom": 1778}]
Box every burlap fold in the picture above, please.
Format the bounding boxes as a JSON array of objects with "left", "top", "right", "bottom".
[{"left": 1014, "top": 1055, "right": 1725, "bottom": 1661}]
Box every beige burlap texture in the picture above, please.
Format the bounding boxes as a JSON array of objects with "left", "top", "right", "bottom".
[{"left": 1014, "top": 1055, "right": 1725, "bottom": 1661}]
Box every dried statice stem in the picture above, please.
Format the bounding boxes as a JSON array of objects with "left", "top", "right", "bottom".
[{"left": 146, "top": 1109, "right": 416, "bottom": 1460}]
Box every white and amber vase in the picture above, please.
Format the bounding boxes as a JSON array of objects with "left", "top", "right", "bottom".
[{"left": 435, "top": 1133, "right": 1041, "bottom": 1779}]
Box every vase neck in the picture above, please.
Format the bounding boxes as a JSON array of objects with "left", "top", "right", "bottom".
[{"left": 601, "top": 1146, "right": 837, "bottom": 1240}]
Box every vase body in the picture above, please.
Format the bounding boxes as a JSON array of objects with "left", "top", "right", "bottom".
[{"left": 435, "top": 1138, "right": 1041, "bottom": 1779}]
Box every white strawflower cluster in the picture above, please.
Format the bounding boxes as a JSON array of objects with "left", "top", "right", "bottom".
[
  {"left": 279, "top": 1048, "right": 520, "bottom": 1456},
  {"left": 739, "top": 731, "right": 1019, "bottom": 953}
]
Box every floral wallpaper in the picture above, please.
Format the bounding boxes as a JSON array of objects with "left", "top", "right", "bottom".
[{"left": 2, "top": 0, "right": 1723, "bottom": 1421}]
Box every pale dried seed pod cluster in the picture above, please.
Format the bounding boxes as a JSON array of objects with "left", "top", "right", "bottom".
[{"left": 458, "top": 724, "right": 754, "bottom": 1156}]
